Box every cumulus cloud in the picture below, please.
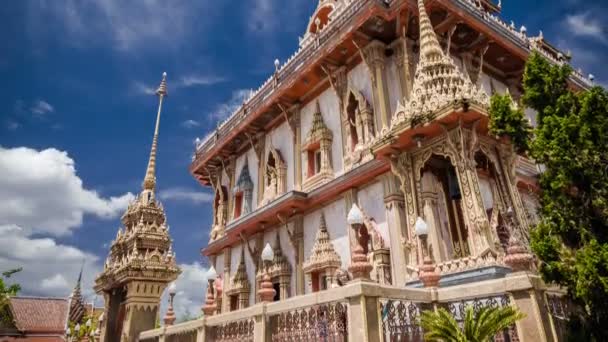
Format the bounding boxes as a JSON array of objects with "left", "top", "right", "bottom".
[
  {"left": 160, "top": 262, "right": 209, "bottom": 321},
  {"left": 0, "top": 224, "right": 101, "bottom": 300},
  {"left": 159, "top": 187, "right": 214, "bottom": 204},
  {"left": 28, "top": 0, "right": 214, "bottom": 52},
  {"left": 0, "top": 146, "right": 134, "bottom": 236},
  {"left": 565, "top": 12, "right": 606, "bottom": 42}
]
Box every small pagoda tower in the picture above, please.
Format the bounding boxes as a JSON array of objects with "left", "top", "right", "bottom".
[
  {"left": 94, "top": 73, "right": 181, "bottom": 342},
  {"left": 68, "top": 265, "right": 86, "bottom": 324}
]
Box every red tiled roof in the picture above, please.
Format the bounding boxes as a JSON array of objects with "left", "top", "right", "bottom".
[{"left": 9, "top": 297, "right": 68, "bottom": 333}]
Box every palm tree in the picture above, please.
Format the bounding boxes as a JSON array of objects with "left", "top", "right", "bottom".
[{"left": 420, "top": 305, "right": 524, "bottom": 342}]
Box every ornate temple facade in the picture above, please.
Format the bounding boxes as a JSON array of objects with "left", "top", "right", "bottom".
[
  {"left": 95, "top": 73, "right": 180, "bottom": 342},
  {"left": 140, "top": 0, "right": 589, "bottom": 341}
]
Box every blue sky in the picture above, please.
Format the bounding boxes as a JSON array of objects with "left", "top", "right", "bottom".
[{"left": 0, "top": 0, "right": 606, "bottom": 319}]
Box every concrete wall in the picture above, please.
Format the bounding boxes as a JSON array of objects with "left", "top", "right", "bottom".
[{"left": 358, "top": 180, "right": 390, "bottom": 244}]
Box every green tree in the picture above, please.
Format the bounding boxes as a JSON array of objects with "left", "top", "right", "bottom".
[
  {"left": 0, "top": 268, "right": 22, "bottom": 325},
  {"left": 420, "top": 306, "right": 524, "bottom": 342},
  {"left": 489, "top": 52, "right": 608, "bottom": 340},
  {"left": 488, "top": 92, "right": 531, "bottom": 153}
]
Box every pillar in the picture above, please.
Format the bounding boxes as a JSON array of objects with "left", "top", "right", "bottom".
[
  {"left": 363, "top": 40, "right": 391, "bottom": 131},
  {"left": 509, "top": 288, "right": 555, "bottom": 342},
  {"left": 292, "top": 215, "right": 305, "bottom": 295},
  {"left": 343, "top": 188, "right": 359, "bottom": 255},
  {"left": 347, "top": 289, "right": 381, "bottom": 342},
  {"left": 254, "top": 138, "right": 266, "bottom": 205},
  {"left": 390, "top": 37, "right": 413, "bottom": 101},
  {"left": 195, "top": 320, "right": 206, "bottom": 342},
  {"left": 389, "top": 152, "right": 421, "bottom": 276},
  {"left": 382, "top": 174, "right": 408, "bottom": 286},
  {"left": 222, "top": 247, "right": 231, "bottom": 313},
  {"left": 226, "top": 157, "right": 236, "bottom": 220},
  {"left": 290, "top": 106, "right": 302, "bottom": 191}
]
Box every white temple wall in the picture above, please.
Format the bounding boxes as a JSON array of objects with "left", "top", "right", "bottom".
[
  {"left": 348, "top": 62, "right": 374, "bottom": 108},
  {"left": 300, "top": 88, "right": 344, "bottom": 177},
  {"left": 302, "top": 197, "right": 349, "bottom": 294},
  {"left": 386, "top": 55, "right": 401, "bottom": 117},
  {"left": 215, "top": 253, "right": 224, "bottom": 279},
  {"left": 357, "top": 180, "right": 390, "bottom": 244},
  {"left": 265, "top": 121, "right": 294, "bottom": 192}
]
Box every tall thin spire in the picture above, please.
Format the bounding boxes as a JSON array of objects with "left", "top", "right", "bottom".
[{"left": 142, "top": 72, "right": 168, "bottom": 193}]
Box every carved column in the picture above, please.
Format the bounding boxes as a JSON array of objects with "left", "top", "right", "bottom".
[
  {"left": 382, "top": 174, "right": 408, "bottom": 285},
  {"left": 226, "top": 157, "right": 236, "bottom": 221},
  {"left": 290, "top": 215, "right": 305, "bottom": 295},
  {"left": 390, "top": 37, "right": 413, "bottom": 101},
  {"left": 222, "top": 247, "right": 231, "bottom": 313},
  {"left": 254, "top": 137, "right": 265, "bottom": 206},
  {"left": 289, "top": 106, "right": 302, "bottom": 191},
  {"left": 343, "top": 188, "right": 359, "bottom": 255},
  {"left": 444, "top": 127, "right": 492, "bottom": 256},
  {"left": 389, "top": 152, "right": 421, "bottom": 280},
  {"left": 363, "top": 40, "right": 391, "bottom": 132},
  {"left": 498, "top": 145, "right": 532, "bottom": 240}
]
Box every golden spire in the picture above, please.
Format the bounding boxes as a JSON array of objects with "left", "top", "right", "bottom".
[
  {"left": 142, "top": 72, "right": 168, "bottom": 193},
  {"left": 392, "top": 0, "right": 488, "bottom": 126}
]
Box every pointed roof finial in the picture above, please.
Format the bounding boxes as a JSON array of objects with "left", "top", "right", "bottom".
[{"left": 142, "top": 72, "right": 168, "bottom": 192}]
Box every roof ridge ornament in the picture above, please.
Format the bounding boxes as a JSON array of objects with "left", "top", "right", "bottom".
[{"left": 391, "top": 0, "right": 489, "bottom": 127}]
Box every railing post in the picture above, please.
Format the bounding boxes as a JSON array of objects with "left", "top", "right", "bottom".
[
  {"left": 507, "top": 274, "right": 555, "bottom": 342},
  {"left": 347, "top": 281, "right": 381, "bottom": 342},
  {"left": 253, "top": 305, "right": 270, "bottom": 342},
  {"left": 196, "top": 318, "right": 206, "bottom": 342}
]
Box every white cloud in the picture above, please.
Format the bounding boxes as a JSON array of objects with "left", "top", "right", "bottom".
[
  {"left": 0, "top": 224, "right": 101, "bottom": 300},
  {"left": 211, "top": 89, "right": 252, "bottom": 121},
  {"left": 134, "top": 81, "right": 157, "bottom": 95},
  {"left": 29, "top": 0, "right": 213, "bottom": 52},
  {"left": 41, "top": 274, "right": 70, "bottom": 292},
  {"left": 159, "top": 187, "right": 214, "bottom": 204},
  {"left": 179, "top": 75, "right": 225, "bottom": 87},
  {"left": 160, "top": 262, "right": 209, "bottom": 322},
  {"left": 0, "top": 146, "right": 134, "bottom": 236},
  {"left": 181, "top": 120, "right": 200, "bottom": 129},
  {"left": 30, "top": 100, "right": 54, "bottom": 115},
  {"left": 565, "top": 12, "right": 606, "bottom": 42}
]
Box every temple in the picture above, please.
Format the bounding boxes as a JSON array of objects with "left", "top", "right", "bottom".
[
  {"left": 140, "top": 0, "right": 587, "bottom": 341},
  {"left": 94, "top": 73, "right": 181, "bottom": 342}
]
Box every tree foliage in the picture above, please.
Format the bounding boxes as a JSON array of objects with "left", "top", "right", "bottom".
[
  {"left": 420, "top": 306, "right": 524, "bottom": 342},
  {"left": 488, "top": 92, "right": 531, "bottom": 153},
  {"left": 0, "top": 268, "right": 22, "bottom": 325},
  {"left": 495, "top": 51, "right": 608, "bottom": 340}
]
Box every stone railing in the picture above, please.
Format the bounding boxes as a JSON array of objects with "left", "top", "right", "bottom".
[{"left": 141, "top": 257, "right": 567, "bottom": 341}]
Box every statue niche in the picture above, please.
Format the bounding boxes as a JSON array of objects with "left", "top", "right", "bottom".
[
  {"left": 302, "top": 101, "right": 333, "bottom": 191},
  {"left": 344, "top": 88, "right": 374, "bottom": 168},
  {"left": 419, "top": 154, "right": 470, "bottom": 262},
  {"left": 233, "top": 159, "right": 254, "bottom": 219},
  {"left": 210, "top": 185, "right": 228, "bottom": 241},
  {"left": 261, "top": 148, "right": 286, "bottom": 206}
]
